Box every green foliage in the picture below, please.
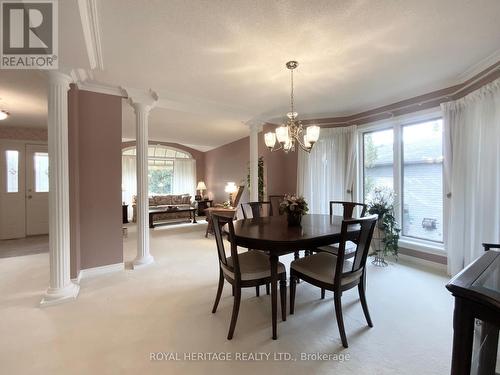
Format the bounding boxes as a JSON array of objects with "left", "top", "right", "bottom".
[
  {"left": 366, "top": 187, "right": 400, "bottom": 257},
  {"left": 148, "top": 167, "right": 173, "bottom": 195},
  {"left": 247, "top": 156, "right": 265, "bottom": 201}
]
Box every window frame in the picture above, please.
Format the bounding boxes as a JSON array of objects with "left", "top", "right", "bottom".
[{"left": 357, "top": 108, "right": 445, "bottom": 253}]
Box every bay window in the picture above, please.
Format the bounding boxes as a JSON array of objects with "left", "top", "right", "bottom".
[{"left": 360, "top": 113, "right": 444, "bottom": 247}]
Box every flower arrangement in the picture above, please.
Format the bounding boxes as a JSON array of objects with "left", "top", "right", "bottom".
[
  {"left": 366, "top": 187, "right": 400, "bottom": 257},
  {"left": 279, "top": 194, "right": 309, "bottom": 226}
]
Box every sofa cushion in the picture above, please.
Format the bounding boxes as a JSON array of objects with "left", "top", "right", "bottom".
[
  {"left": 181, "top": 194, "right": 191, "bottom": 204},
  {"left": 171, "top": 195, "right": 183, "bottom": 204}
]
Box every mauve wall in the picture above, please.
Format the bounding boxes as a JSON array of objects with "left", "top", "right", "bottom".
[
  {"left": 68, "top": 87, "right": 123, "bottom": 275},
  {"left": 122, "top": 140, "right": 205, "bottom": 183},
  {"left": 0, "top": 127, "right": 47, "bottom": 141},
  {"left": 204, "top": 128, "right": 298, "bottom": 204}
]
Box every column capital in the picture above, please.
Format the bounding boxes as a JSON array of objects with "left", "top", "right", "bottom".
[
  {"left": 47, "top": 71, "right": 74, "bottom": 90},
  {"left": 245, "top": 120, "right": 264, "bottom": 133},
  {"left": 122, "top": 87, "right": 159, "bottom": 114}
]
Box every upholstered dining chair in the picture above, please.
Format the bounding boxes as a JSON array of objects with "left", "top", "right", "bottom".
[
  {"left": 241, "top": 201, "right": 273, "bottom": 219},
  {"left": 211, "top": 213, "right": 287, "bottom": 340},
  {"left": 317, "top": 201, "right": 368, "bottom": 257},
  {"left": 268, "top": 195, "right": 285, "bottom": 216},
  {"left": 290, "top": 214, "right": 378, "bottom": 348}
]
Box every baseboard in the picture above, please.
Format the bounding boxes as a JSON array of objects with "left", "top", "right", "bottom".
[
  {"left": 79, "top": 262, "right": 124, "bottom": 279},
  {"left": 71, "top": 271, "right": 82, "bottom": 284},
  {"left": 398, "top": 253, "right": 447, "bottom": 274}
]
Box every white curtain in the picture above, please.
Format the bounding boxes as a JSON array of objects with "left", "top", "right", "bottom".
[
  {"left": 173, "top": 158, "right": 196, "bottom": 196},
  {"left": 297, "top": 125, "right": 357, "bottom": 214},
  {"left": 122, "top": 155, "right": 137, "bottom": 219},
  {"left": 442, "top": 78, "right": 500, "bottom": 276}
]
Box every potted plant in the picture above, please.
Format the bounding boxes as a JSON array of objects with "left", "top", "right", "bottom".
[
  {"left": 279, "top": 194, "right": 309, "bottom": 226},
  {"left": 366, "top": 187, "right": 400, "bottom": 265}
]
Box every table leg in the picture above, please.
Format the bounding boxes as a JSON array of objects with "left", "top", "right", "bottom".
[
  {"left": 450, "top": 297, "right": 474, "bottom": 375},
  {"left": 270, "top": 254, "right": 278, "bottom": 340},
  {"left": 192, "top": 210, "right": 197, "bottom": 224},
  {"left": 149, "top": 213, "right": 154, "bottom": 229}
]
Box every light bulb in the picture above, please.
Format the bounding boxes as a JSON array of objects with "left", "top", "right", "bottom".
[{"left": 0, "top": 110, "right": 9, "bottom": 120}]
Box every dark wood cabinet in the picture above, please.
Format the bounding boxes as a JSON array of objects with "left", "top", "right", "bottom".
[
  {"left": 446, "top": 250, "right": 500, "bottom": 375},
  {"left": 196, "top": 200, "right": 213, "bottom": 216}
]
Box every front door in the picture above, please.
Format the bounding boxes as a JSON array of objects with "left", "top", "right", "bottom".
[
  {"left": 0, "top": 143, "right": 26, "bottom": 239},
  {"left": 25, "top": 144, "right": 49, "bottom": 236}
]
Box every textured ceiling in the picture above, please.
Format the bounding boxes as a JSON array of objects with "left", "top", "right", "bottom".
[{"left": 1, "top": 0, "right": 500, "bottom": 150}]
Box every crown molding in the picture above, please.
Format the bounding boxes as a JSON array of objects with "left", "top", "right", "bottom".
[
  {"left": 458, "top": 48, "right": 500, "bottom": 82},
  {"left": 77, "top": 80, "right": 124, "bottom": 97},
  {"left": 77, "top": 0, "right": 104, "bottom": 70}
]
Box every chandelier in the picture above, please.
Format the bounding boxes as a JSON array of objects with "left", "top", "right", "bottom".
[{"left": 264, "top": 61, "right": 320, "bottom": 153}]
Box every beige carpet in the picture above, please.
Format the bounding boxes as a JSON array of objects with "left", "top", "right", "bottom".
[
  {"left": 0, "top": 223, "right": 453, "bottom": 374},
  {"left": 0, "top": 235, "right": 49, "bottom": 258}
]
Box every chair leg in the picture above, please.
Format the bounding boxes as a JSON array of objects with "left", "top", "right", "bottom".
[
  {"left": 334, "top": 293, "right": 348, "bottom": 348},
  {"left": 321, "top": 288, "right": 325, "bottom": 299},
  {"left": 227, "top": 287, "right": 241, "bottom": 340},
  {"left": 255, "top": 286, "right": 260, "bottom": 297},
  {"left": 266, "top": 283, "right": 270, "bottom": 295},
  {"left": 294, "top": 250, "right": 299, "bottom": 260},
  {"left": 212, "top": 270, "right": 224, "bottom": 313},
  {"left": 290, "top": 274, "right": 297, "bottom": 315},
  {"left": 280, "top": 277, "right": 287, "bottom": 321},
  {"left": 358, "top": 280, "right": 373, "bottom": 327},
  {"left": 232, "top": 284, "right": 235, "bottom": 296}
]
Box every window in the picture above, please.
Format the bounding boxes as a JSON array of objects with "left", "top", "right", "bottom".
[
  {"left": 34, "top": 152, "right": 49, "bottom": 192},
  {"left": 402, "top": 120, "right": 443, "bottom": 242},
  {"left": 363, "top": 128, "right": 394, "bottom": 200},
  {"left": 6, "top": 150, "right": 19, "bottom": 193},
  {"left": 360, "top": 115, "right": 444, "bottom": 245},
  {"left": 122, "top": 145, "right": 193, "bottom": 198}
]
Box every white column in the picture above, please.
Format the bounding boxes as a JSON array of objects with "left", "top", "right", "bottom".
[
  {"left": 248, "top": 122, "right": 262, "bottom": 202},
  {"left": 41, "top": 71, "right": 79, "bottom": 306},
  {"left": 132, "top": 102, "right": 154, "bottom": 268}
]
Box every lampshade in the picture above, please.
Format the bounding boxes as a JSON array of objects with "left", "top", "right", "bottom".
[
  {"left": 224, "top": 182, "right": 238, "bottom": 194},
  {"left": 0, "top": 110, "right": 9, "bottom": 120},
  {"left": 275, "top": 126, "right": 289, "bottom": 144},
  {"left": 196, "top": 181, "right": 207, "bottom": 190},
  {"left": 303, "top": 134, "right": 312, "bottom": 149},
  {"left": 264, "top": 132, "right": 276, "bottom": 148},
  {"left": 306, "top": 125, "right": 320, "bottom": 143}
]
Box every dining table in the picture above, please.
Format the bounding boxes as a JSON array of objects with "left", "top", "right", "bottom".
[{"left": 231, "top": 213, "right": 361, "bottom": 339}]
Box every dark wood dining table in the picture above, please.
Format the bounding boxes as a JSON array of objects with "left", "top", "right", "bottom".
[{"left": 231, "top": 214, "right": 361, "bottom": 339}]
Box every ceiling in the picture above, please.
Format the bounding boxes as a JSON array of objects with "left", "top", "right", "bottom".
[{"left": 2, "top": 0, "right": 500, "bottom": 150}]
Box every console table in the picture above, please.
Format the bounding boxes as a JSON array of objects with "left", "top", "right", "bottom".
[
  {"left": 446, "top": 250, "right": 500, "bottom": 375},
  {"left": 196, "top": 199, "right": 213, "bottom": 216}
]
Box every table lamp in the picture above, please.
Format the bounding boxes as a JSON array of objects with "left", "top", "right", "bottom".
[
  {"left": 196, "top": 181, "right": 207, "bottom": 200},
  {"left": 224, "top": 182, "right": 238, "bottom": 206}
]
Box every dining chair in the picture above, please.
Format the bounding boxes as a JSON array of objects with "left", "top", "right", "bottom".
[
  {"left": 317, "top": 201, "right": 368, "bottom": 257},
  {"left": 241, "top": 201, "right": 273, "bottom": 219},
  {"left": 483, "top": 243, "right": 500, "bottom": 251},
  {"left": 268, "top": 195, "right": 285, "bottom": 216},
  {"left": 240, "top": 201, "right": 273, "bottom": 296},
  {"left": 289, "top": 214, "right": 378, "bottom": 348},
  {"left": 211, "top": 213, "right": 287, "bottom": 340}
]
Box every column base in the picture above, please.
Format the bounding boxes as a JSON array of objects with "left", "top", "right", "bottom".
[
  {"left": 132, "top": 254, "right": 154, "bottom": 269},
  {"left": 40, "top": 282, "right": 80, "bottom": 307}
]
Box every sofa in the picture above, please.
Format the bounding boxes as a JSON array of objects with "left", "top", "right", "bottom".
[{"left": 132, "top": 194, "right": 195, "bottom": 223}]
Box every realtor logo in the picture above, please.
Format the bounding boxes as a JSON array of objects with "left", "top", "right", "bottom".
[{"left": 1, "top": 0, "right": 58, "bottom": 69}]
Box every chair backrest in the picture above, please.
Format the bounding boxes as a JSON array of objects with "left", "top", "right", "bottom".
[
  {"left": 231, "top": 185, "right": 245, "bottom": 208},
  {"left": 334, "top": 215, "right": 378, "bottom": 287},
  {"left": 212, "top": 213, "right": 240, "bottom": 278},
  {"left": 268, "top": 195, "right": 285, "bottom": 216},
  {"left": 329, "top": 201, "right": 367, "bottom": 219},
  {"left": 241, "top": 201, "right": 273, "bottom": 219}
]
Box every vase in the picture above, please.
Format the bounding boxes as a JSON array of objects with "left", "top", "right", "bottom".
[{"left": 287, "top": 213, "right": 302, "bottom": 226}]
